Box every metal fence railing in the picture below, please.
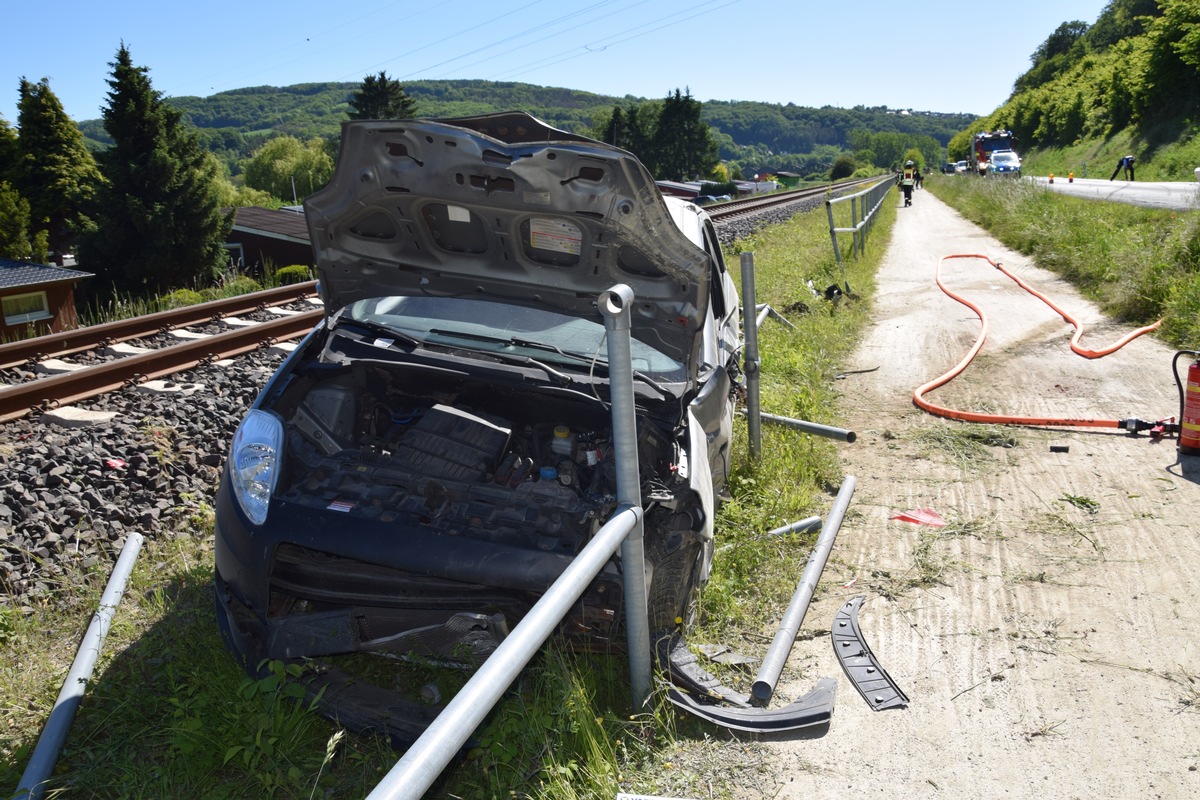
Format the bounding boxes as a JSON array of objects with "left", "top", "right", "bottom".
[{"left": 825, "top": 176, "right": 894, "bottom": 268}]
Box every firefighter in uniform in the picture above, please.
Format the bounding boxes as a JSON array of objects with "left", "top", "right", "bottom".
[{"left": 899, "top": 160, "right": 916, "bottom": 206}]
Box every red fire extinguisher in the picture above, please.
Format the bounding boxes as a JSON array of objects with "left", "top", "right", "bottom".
[{"left": 1176, "top": 351, "right": 1200, "bottom": 455}]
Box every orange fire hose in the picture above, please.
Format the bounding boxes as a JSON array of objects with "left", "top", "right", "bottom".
[{"left": 913, "top": 253, "right": 1163, "bottom": 429}]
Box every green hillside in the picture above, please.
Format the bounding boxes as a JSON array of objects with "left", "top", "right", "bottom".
[
  {"left": 77, "top": 79, "right": 976, "bottom": 179},
  {"left": 951, "top": 0, "right": 1200, "bottom": 180}
]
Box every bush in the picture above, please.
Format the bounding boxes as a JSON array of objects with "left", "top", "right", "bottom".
[
  {"left": 830, "top": 155, "right": 858, "bottom": 181},
  {"left": 157, "top": 289, "right": 204, "bottom": 310},
  {"left": 203, "top": 276, "right": 262, "bottom": 301},
  {"left": 274, "top": 264, "right": 313, "bottom": 285}
]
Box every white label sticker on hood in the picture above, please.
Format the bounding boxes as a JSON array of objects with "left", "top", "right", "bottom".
[
  {"left": 447, "top": 204, "right": 471, "bottom": 223},
  {"left": 529, "top": 218, "right": 582, "bottom": 255}
]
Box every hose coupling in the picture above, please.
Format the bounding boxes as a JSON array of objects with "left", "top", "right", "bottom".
[{"left": 1120, "top": 417, "right": 1165, "bottom": 433}]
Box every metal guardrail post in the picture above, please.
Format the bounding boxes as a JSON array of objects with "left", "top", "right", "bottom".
[
  {"left": 364, "top": 507, "right": 642, "bottom": 800},
  {"left": 825, "top": 200, "right": 844, "bottom": 272},
  {"left": 364, "top": 283, "right": 652, "bottom": 800},
  {"left": 826, "top": 177, "right": 892, "bottom": 265},
  {"left": 755, "top": 410, "right": 856, "bottom": 443},
  {"left": 740, "top": 253, "right": 762, "bottom": 460},
  {"left": 767, "top": 516, "right": 822, "bottom": 538},
  {"left": 16, "top": 532, "right": 145, "bottom": 800},
  {"left": 851, "top": 196, "right": 859, "bottom": 258},
  {"left": 599, "top": 284, "right": 652, "bottom": 708},
  {"left": 750, "top": 476, "right": 857, "bottom": 706}
]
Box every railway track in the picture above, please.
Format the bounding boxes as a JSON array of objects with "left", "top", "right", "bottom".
[
  {"left": 0, "top": 179, "right": 879, "bottom": 423},
  {"left": 0, "top": 284, "right": 322, "bottom": 422},
  {"left": 705, "top": 177, "right": 877, "bottom": 224}
]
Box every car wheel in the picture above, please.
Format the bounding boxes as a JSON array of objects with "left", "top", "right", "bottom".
[{"left": 645, "top": 506, "right": 705, "bottom": 636}]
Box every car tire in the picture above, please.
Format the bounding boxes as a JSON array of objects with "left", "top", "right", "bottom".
[{"left": 645, "top": 508, "right": 705, "bottom": 636}]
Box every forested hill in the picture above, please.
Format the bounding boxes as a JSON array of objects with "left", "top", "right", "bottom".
[
  {"left": 77, "top": 78, "right": 975, "bottom": 175},
  {"left": 948, "top": 0, "right": 1200, "bottom": 180}
]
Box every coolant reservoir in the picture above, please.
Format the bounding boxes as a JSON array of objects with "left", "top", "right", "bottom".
[{"left": 551, "top": 425, "right": 575, "bottom": 456}]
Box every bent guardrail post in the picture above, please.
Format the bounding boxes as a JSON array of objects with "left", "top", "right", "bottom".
[
  {"left": 750, "top": 476, "right": 857, "bottom": 707},
  {"left": 754, "top": 410, "right": 857, "bottom": 443},
  {"left": 365, "top": 506, "right": 643, "bottom": 800},
  {"left": 15, "top": 532, "right": 144, "bottom": 800},
  {"left": 754, "top": 303, "right": 795, "bottom": 332},
  {"left": 366, "top": 286, "right": 652, "bottom": 799},
  {"left": 598, "top": 283, "right": 652, "bottom": 707},
  {"left": 767, "top": 516, "right": 822, "bottom": 538},
  {"left": 741, "top": 253, "right": 762, "bottom": 460}
]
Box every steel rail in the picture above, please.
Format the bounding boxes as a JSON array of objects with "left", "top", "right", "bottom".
[
  {"left": 707, "top": 177, "right": 879, "bottom": 223},
  {"left": 0, "top": 281, "right": 318, "bottom": 369},
  {"left": 0, "top": 309, "right": 321, "bottom": 422}
]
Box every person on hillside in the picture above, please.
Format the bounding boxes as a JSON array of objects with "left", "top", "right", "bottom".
[
  {"left": 1110, "top": 155, "right": 1135, "bottom": 181},
  {"left": 898, "top": 160, "right": 916, "bottom": 206}
]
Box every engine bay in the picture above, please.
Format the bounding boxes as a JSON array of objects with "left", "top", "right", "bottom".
[{"left": 270, "top": 360, "right": 684, "bottom": 555}]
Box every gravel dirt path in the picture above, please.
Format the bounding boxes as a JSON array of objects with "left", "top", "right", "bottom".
[{"left": 767, "top": 188, "right": 1200, "bottom": 798}]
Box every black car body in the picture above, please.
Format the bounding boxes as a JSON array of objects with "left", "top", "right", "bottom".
[{"left": 213, "top": 112, "right": 742, "bottom": 740}]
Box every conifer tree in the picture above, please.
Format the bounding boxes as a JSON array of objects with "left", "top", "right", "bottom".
[
  {"left": 13, "top": 79, "right": 102, "bottom": 263},
  {"left": 347, "top": 71, "right": 417, "bottom": 120},
  {"left": 602, "top": 106, "right": 626, "bottom": 147},
  {"left": 0, "top": 181, "right": 40, "bottom": 260},
  {"left": 653, "top": 89, "right": 719, "bottom": 181},
  {"left": 0, "top": 116, "right": 17, "bottom": 182},
  {"left": 78, "top": 45, "right": 232, "bottom": 293}
]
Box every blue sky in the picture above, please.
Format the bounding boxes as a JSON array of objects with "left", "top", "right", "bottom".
[{"left": 2, "top": 0, "right": 1109, "bottom": 127}]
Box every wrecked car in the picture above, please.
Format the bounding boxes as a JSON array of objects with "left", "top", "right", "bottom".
[{"left": 213, "top": 112, "right": 743, "bottom": 741}]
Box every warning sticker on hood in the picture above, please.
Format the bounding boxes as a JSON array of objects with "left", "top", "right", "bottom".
[{"left": 529, "top": 218, "right": 582, "bottom": 255}]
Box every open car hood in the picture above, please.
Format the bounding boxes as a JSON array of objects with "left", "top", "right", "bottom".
[{"left": 304, "top": 112, "right": 711, "bottom": 369}]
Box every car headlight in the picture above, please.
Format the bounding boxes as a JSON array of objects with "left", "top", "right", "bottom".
[{"left": 230, "top": 409, "right": 283, "bottom": 526}]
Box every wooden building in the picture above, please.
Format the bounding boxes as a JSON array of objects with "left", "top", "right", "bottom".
[
  {"left": 226, "top": 206, "right": 314, "bottom": 273},
  {"left": 0, "top": 258, "right": 93, "bottom": 339}
]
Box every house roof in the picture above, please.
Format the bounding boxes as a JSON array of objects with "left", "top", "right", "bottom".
[
  {"left": 230, "top": 206, "right": 312, "bottom": 244},
  {"left": 0, "top": 258, "right": 93, "bottom": 291}
]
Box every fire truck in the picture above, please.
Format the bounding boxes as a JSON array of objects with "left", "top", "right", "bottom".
[{"left": 971, "top": 130, "right": 1017, "bottom": 175}]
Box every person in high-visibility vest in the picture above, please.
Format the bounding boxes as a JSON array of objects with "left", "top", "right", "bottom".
[{"left": 899, "top": 160, "right": 916, "bottom": 206}]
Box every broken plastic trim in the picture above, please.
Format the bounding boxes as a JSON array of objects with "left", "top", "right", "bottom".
[
  {"left": 831, "top": 595, "right": 909, "bottom": 710},
  {"left": 658, "top": 632, "right": 836, "bottom": 733},
  {"left": 666, "top": 679, "right": 836, "bottom": 734}
]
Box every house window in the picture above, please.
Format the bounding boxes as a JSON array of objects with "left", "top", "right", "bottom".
[{"left": 2, "top": 291, "right": 52, "bottom": 325}]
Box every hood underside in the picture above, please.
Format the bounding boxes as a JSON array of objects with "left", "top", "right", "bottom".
[{"left": 304, "top": 112, "right": 712, "bottom": 367}]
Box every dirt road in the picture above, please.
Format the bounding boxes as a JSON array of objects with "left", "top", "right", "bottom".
[{"left": 767, "top": 189, "right": 1200, "bottom": 798}]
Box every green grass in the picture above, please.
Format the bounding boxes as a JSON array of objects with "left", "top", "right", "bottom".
[
  {"left": 1, "top": 192, "right": 895, "bottom": 799},
  {"left": 76, "top": 261, "right": 313, "bottom": 328},
  {"left": 926, "top": 175, "right": 1200, "bottom": 347}
]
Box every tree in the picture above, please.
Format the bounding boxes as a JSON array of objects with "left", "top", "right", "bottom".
[
  {"left": 1085, "top": 0, "right": 1160, "bottom": 50},
  {"left": 1134, "top": 0, "right": 1200, "bottom": 120},
  {"left": 829, "top": 155, "right": 858, "bottom": 181},
  {"left": 242, "top": 136, "right": 334, "bottom": 202},
  {"left": 13, "top": 78, "right": 102, "bottom": 263},
  {"left": 78, "top": 45, "right": 233, "bottom": 294},
  {"left": 0, "top": 181, "right": 44, "bottom": 260},
  {"left": 652, "top": 89, "right": 719, "bottom": 181},
  {"left": 601, "top": 106, "right": 626, "bottom": 147},
  {"left": 347, "top": 71, "right": 417, "bottom": 120},
  {"left": 0, "top": 115, "right": 17, "bottom": 182}
]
